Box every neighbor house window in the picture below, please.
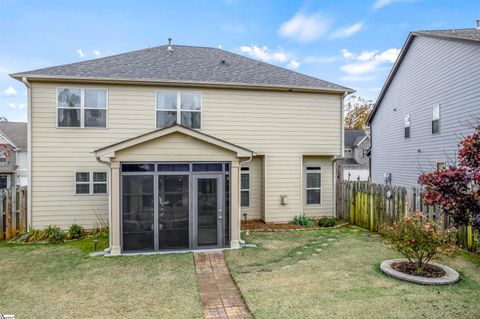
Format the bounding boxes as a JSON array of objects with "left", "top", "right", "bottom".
[
  {"left": 75, "top": 172, "right": 107, "bottom": 195},
  {"left": 156, "top": 92, "right": 201, "bottom": 129},
  {"left": 404, "top": 113, "right": 411, "bottom": 139},
  {"left": 57, "top": 88, "right": 107, "bottom": 128},
  {"left": 437, "top": 162, "right": 445, "bottom": 171},
  {"left": 306, "top": 167, "right": 321, "bottom": 205},
  {"left": 0, "top": 154, "right": 6, "bottom": 165},
  {"left": 432, "top": 104, "right": 440, "bottom": 134},
  {"left": 241, "top": 167, "right": 250, "bottom": 207}
]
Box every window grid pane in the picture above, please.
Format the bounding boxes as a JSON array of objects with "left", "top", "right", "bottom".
[
  {"left": 241, "top": 190, "right": 249, "bottom": 207},
  {"left": 84, "top": 89, "right": 107, "bottom": 109},
  {"left": 241, "top": 174, "right": 249, "bottom": 190},
  {"left": 156, "top": 92, "right": 177, "bottom": 110}
]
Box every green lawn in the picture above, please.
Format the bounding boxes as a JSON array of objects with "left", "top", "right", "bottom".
[
  {"left": 225, "top": 226, "right": 480, "bottom": 319},
  {"left": 0, "top": 238, "right": 203, "bottom": 319}
]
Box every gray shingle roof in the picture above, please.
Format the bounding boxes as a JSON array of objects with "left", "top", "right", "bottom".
[
  {"left": 344, "top": 129, "right": 367, "bottom": 148},
  {"left": 413, "top": 28, "right": 480, "bottom": 43},
  {"left": 0, "top": 122, "right": 27, "bottom": 150},
  {"left": 11, "top": 45, "right": 352, "bottom": 93}
]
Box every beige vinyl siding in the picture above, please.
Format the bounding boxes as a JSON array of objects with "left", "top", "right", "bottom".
[
  {"left": 113, "top": 132, "right": 237, "bottom": 162},
  {"left": 240, "top": 156, "right": 262, "bottom": 220},
  {"left": 302, "top": 156, "right": 334, "bottom": 217},
  {"left": 30, "top": 82, "right": 342, "bottom": 227}
]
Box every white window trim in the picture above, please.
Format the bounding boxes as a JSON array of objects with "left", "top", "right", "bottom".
[
  {"left": 74, "top": 171, "right": 108, "bottom": 195},
  {"left": 240, "top": 167, "right": 250, "bottom": 207},
  {"left": 432, "top": 104, "right": 440, "bottom": 135},
  {"left": 305, "top": 167, "right": 322, "bottom": 206},
  {"left": 404, "top": 113, "right": 411, "bottom": 139},
  {"left": 155, "top": 90, "right": 203, "bottom": 129},
  {"left": 56, "top": 87, "right": 108, "bottom": 129}
]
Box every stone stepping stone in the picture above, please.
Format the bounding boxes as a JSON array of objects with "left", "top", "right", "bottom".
[
  {"left": 315, "top": 248, "right": 323, "bottom": 252},
  {"left": 321, "top": 243, "right": 329, "bottom": 247}
]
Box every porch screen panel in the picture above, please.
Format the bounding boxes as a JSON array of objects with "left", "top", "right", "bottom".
[
  {"left": 197, "top": 178, "right": 218, "bottom": 246},
  {"left": 158, "top": 175, "right": 189, "bottom": 249},
  {"left": 122, "top": 175, "right": 154, "bottom": 251}
]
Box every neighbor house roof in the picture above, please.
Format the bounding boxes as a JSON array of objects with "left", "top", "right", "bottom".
[
  {"left": 344, "top": 129, "right": 367, "bottom": 148},
  {"left": 94, "top": 124, "right": 254, "bottom": 158},
  {"left": 0, "top": 122, "right": 27, "bottom": 150},
  {"left": 11, "top": 45, "right": 353, "bottom": 93},
  {"left": 367, "top": 27, "right": 480, "bottom": 124}
]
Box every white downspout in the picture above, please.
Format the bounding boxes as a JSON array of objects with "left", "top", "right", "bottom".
[
  {"left": 96, "top": 156, "right": 112, "bottom": 251},
  {"left": 22, "top": 77, "right": 32, "bottom": 229}
]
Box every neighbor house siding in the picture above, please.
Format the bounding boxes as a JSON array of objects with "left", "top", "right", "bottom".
[
  {"left": 371, "top": 36, "right": 480, "bottom": 187},
  {"left": 30, "top": 82, "right": 342, "bottom": 228}
]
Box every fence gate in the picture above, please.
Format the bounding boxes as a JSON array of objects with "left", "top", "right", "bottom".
[{"left": 0, "top": 186, "right": 27, "bottom": 240}]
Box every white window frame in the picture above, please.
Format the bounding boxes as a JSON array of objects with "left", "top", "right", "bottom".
[
  {"left": 155, "top": 90, "right": 202, "bottom": 129},
  {"left": 404, "top": 113, "right": 411, "bottom": 139},
  {"left": 74, "top": 171, "right": 108, "bottom": 195},
  {"left": 305, "top": 166, "right": 322, "bottom": 206},
  {"left": 432, "top": 104, "right": 440, "bottom": 135},
  {"left": 240, "top": 167, "right": 250, "bottom": 207},
  {"left": 56, "top": 87, "right": 108, "bottom": 129}
]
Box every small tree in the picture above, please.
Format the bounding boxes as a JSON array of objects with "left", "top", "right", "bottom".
[
  {"left": 344, "top": 95, "right": 374, "bottom": 131},
  {"left": 418, "top": 126, "right": 480, "bottom": 231}
]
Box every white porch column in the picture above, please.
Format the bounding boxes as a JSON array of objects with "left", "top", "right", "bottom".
[
  {"left": 230, "top": 161, "right": 241, "bottom": 248},
  {"left": 110, "top": 161, "right": 121, "bottom": 255}
]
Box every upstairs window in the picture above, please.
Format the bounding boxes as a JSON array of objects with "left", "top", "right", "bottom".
[
  {"left": 306, "top": 167, "right": 321, "bottom": 205},
  {"left": 57, "top": 88, "right": 107, "bottom": 128},
  {"left": 432, "top": 104, "right": 440, "bottom": 134},
  {"left": 240, "top": 167, "right": 250, "bottom": 207},
  {"left": 404, "top": 113, "right": 411, "bottom": 139},
  {"left": 156, "top": 92, "right": 201, "bottom": 129}
]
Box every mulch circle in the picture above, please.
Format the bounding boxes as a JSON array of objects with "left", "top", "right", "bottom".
[{"left": 392, "top": 261, "right": 446, "bottom": 278}]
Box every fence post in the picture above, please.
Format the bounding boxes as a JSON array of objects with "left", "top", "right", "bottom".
[
  {"left": 5, "top": 191, "right": 12, "bottom": 240},
  {"left": 0, "top": 190, "right": 4, "bottom": 239}
]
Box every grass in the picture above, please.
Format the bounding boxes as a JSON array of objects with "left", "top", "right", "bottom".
[
  {"left": 225, "top": 226, "right": 480, "bottom": 319},
  {"left": 0, "top": 237, "right": 203, "bottom": 319}
]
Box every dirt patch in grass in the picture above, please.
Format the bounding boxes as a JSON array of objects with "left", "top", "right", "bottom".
[{"left": 392, "top": 261, "right": 446, "bottom": 278}]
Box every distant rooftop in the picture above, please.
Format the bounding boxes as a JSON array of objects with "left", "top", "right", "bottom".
[
  {"left": 11, "top": 43, "right": 352, "bottom": 93},
  {"left": 345, "top": 129, "right": 368, "bottom": 148},
  {"left": 0, "top": 122, "right": 27, "bottom": 150}
]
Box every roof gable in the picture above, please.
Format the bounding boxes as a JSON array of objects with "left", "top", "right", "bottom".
[
  {"left": 11, "top": 45, "right": 352, "bottom": 93},
  {"left": 368, "top": 28, "right": 480, "bottom": 124},
  {"left": 94, "top": 124, "right": 254, "bottom": 158}
]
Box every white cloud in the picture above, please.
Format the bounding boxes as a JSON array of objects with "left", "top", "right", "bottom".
[
  {"left": 331, "top": 22, "right": 364, "bottom": 39},
  {"left": 3, "top": 86, "right": 17, "bottom": 97},
  {"left": 279, "top": 12, "right": 330, "bottom": 43},
  {"left": 7, "top": 103, "right": 25, "bottom": 109},
  {"left": 287, "top": 60, "right": 300, "bottom": 69},
  {"left": 239, "top": 45, "right": 288, "bottom": 63},
  {"left": 76, "top": 49, "right": 84, "bottom": 58},
  {"left": 339, "top": 48, "right": 400, "bottom": 81},
  {"left": 357, "top": 50, "right": 377, "bottom": 61},
  {"left": 341, "top": 49, "right": 355, "bottom": 59},
  {"left": 93, "top": 50, "right": 101, "bottom": 56},
  {"left": 375, "top": 48, "right": 400, "bottom": 63},
  {"left": 373, "top": 0, "right": 410, "bottom": 10}
]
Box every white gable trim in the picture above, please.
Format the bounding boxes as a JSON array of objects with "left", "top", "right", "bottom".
[{"left": 94, "top": 125, "right": 254, "bottom": 158}]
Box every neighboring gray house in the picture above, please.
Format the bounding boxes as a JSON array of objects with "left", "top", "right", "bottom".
[
  {"left": 339, "top": 129, "right": 370, "bottom": 181},
  {"left": 368, "top": 22, "right": 480, "bottom": 187},
  {"left": 0, "top": 122, "right": 28, "bottom": 188}
]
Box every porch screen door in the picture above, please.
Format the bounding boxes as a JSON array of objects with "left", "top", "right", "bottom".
[{"left": 194, "top": 175, "right": 223, "bottom": 247}]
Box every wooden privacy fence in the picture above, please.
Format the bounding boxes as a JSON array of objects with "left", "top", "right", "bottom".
[
  {"left": 0, "top": 186, "right": 27, "bottom": 240},
  {"left": 336, "top": 181, "right": 478, "bottom": 252}
]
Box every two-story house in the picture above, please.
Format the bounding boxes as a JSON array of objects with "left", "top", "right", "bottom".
[
  {"left": 339, "top": 129, "right": 370, "bottom": 181},
  {"left": 11, "top": 43, "right": 352, "bottom": 255},
  {"left": 368, "top": 23, "right": 480, "bottom": 187},
  {"left": 0, "top": 122, "right": 28, "bottom": 189}
]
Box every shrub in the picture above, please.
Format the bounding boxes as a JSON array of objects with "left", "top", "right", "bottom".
[
  {"left": 45, "top": 225, "right": 66, "bottom": 243},
  {"left": 383, "top": 212, "right": 454, "bottom": 270},
  {"left": 318, "top": 217, "right": 336, "bottom": 227},
  {"left": 292, "top": 214, "right": 316, "bottom": 227},
  {"left": 68, "top": 224, "right": 83, "bottom": 239}
]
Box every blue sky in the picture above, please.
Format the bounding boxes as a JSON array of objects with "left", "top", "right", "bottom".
[{"left": 1, "top": 0, "right": 479, "bottom": 122}]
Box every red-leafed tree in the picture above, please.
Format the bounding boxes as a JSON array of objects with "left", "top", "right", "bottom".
[{"left": 418, "top": 126, "right": 480, "bottom": 231}]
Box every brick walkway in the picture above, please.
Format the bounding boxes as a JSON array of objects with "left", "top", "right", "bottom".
[{"left": 194, "top": 251, "right": 252, "bottom": 319}]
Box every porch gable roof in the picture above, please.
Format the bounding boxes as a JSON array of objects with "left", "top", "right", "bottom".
[{"left": 94, "top": 124, "right": 255, "bottom": 158}]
